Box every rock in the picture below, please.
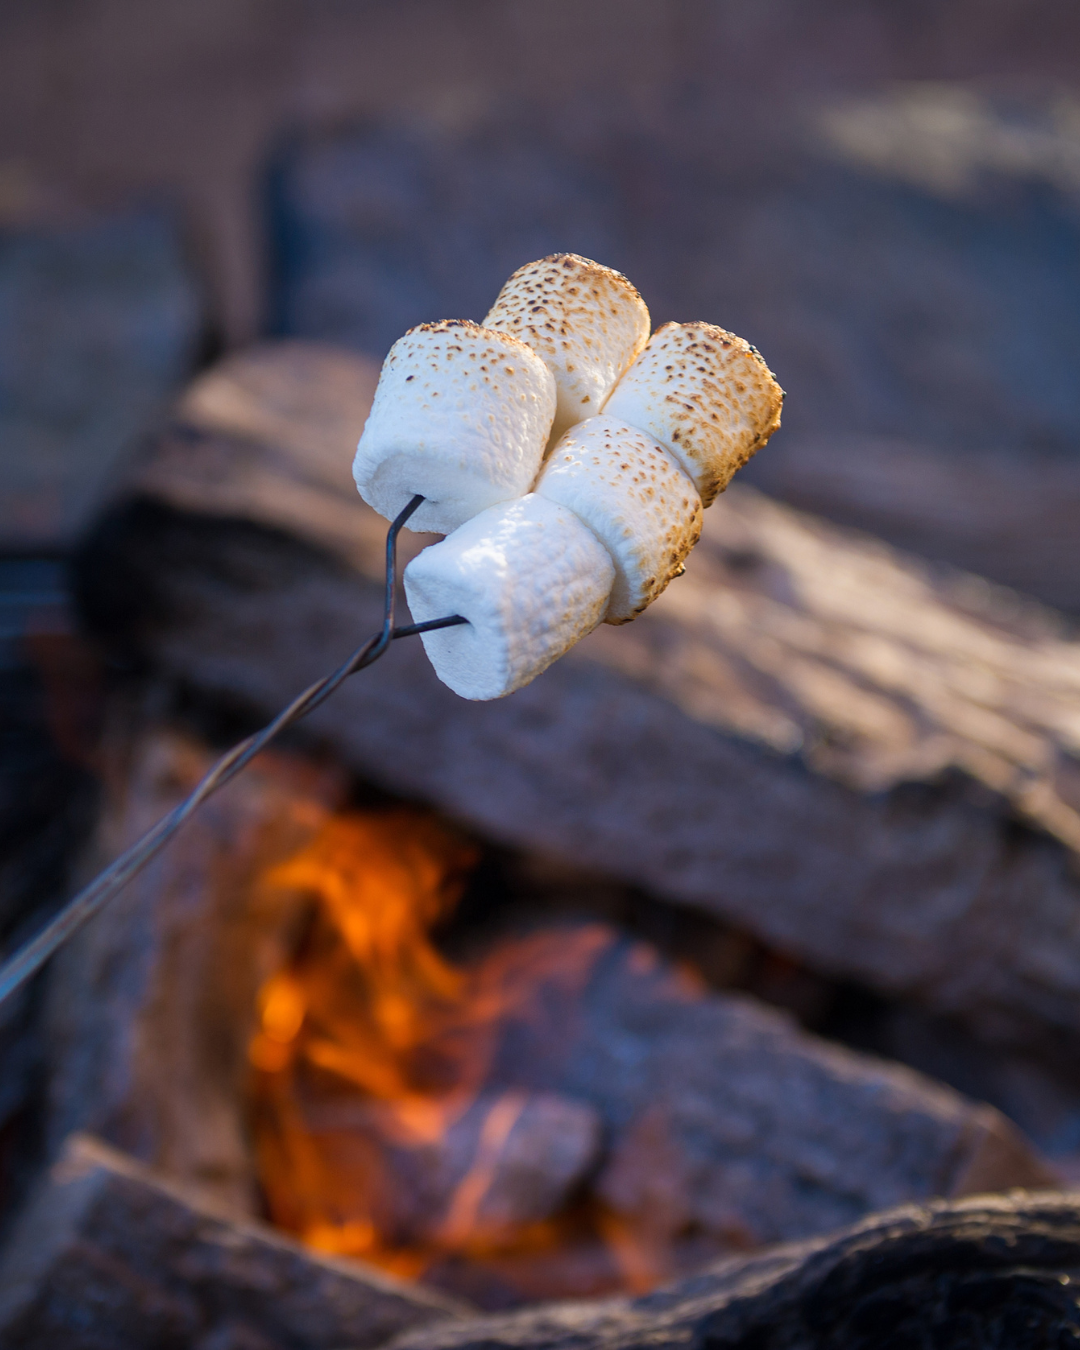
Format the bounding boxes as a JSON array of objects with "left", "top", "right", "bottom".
[
  {"left": 75, "top": 342, "right": 1080, "bottom": 1050},
  {"left": 384, "top": 1190, "right": 1080, "bottom": 1350},
  {"left": 0, "top": 208, "right": 201, "bottom": 550},
  {"left": 44, "top": 730, "right": 1052, "bottom": 1281},
  {"left": 0, "top": 1133, "right": 467, "bottom": 1350}
]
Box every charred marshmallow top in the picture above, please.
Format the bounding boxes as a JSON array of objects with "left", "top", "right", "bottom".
[
  {"left": 603, "top": 321, "right": 783, "bottom": 507},
  {"left": 484, "top": 254, "right": 650, "bottom": 444}
]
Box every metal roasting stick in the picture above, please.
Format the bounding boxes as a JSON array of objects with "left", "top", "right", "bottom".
[{"left": 0, "top": 494, "right": 466, "bottom": 1006}]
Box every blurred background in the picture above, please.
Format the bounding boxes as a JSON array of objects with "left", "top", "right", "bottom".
[
  {"left": 4, "top": 0, "right": 1080, "bottom": 571},
  {"left": 4, "top": 0, "right": 1080, "bottom": 1295}
]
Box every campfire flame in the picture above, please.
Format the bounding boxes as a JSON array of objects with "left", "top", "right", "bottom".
[{"left": 248, "top": 809, "right": 648, "bottom": 1302}]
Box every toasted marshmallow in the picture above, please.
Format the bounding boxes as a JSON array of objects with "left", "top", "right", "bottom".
[
  {"left": 404, "top": 494, "right": 615, "bottom": 700},
  {"left": 353, "top": 321, "right": 556, "bottom": 534},
  {"left": 602, "top": 322, "right": 783, "bottom": 507},
  {"left": 484, "top": 254, "right": 650, "bottom": 444},
  {"left": 535, "top": 416, "right": 702, "bottom": 624}
]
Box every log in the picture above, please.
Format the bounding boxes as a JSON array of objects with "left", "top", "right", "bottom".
[
  {"left": 0, "top": 1133, "right": 467, "bottom": 1350},
  {"left": 45, "top": 730, "right": 351, "bottom": 1215},
  {"left": 3, "top": 1134, "right": 1074, "bottom": 1349},
  {"left": 78, "top": 341, "right": 1080, "bottom": 1047},
  {"left": 743, "top": 433, "right": 1080, "bottom": 616},
  {"left": 385, "top": 1190, "right": 1080, "bottom": 1350},
  {"left": 0, "top": 562, "right": 102, "bottom": 1217},
  {"left": 44, "top": 728, "right": 1052, "bottom": 1278}
]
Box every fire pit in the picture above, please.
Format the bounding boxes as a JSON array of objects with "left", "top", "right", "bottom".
[{"left": 32, "top": 719, "right": 1051, "bottom": 1318}]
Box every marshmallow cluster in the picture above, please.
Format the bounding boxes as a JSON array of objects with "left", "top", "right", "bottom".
[{"left": 353, "top": 254, "right": 782, "bottom": 699}]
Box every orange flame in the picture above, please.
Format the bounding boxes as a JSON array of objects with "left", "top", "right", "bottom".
[{"left": 247, "top": 809, "right": 639, "bottom": 1300}]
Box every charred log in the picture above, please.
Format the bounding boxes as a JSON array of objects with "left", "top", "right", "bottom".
[
  {"left": 8, "top": 1140, "right": 1077, "bottom": 1350},
  {"left": 385, "top": 1190, "right": 1080, "bottom": 1350},
  {"left": 0, "top": 1134, "right": 466, "bottom": 1350},
  {"left": 44, "top": 729, "right": 1051, "bottom": 1286}
]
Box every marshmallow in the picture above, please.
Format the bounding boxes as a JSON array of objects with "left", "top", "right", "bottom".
[
  {"left": 403, "top": 495, "right": 615, "bottom": 700},
  {"left": 535, "top": 416, "right": 702, "bottom": 624},
  {"left": 353, "top": 320, "right": 556, "bottom": 534},
  {"left": 602, "top": 322, "right": 783, "bottom": 507},
  {"left": 483, "top": 254, "right": 650, "bottom": 444}
]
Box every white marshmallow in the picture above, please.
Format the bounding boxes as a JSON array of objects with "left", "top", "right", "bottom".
[
  {"left": 403, "top": 494, "right": 615, "bottom": 700},
  {"left": 535, "top": 416, "right": 702, "bottom": 624},
  {"left": 483, "top": 254, "right": 650, "bottom": 444},
  {"left": 353, "top": 320, "right": 556, "bottom": 534},
  {"left": 602, "top": 322, "right": 784, "bottom": 507}
]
